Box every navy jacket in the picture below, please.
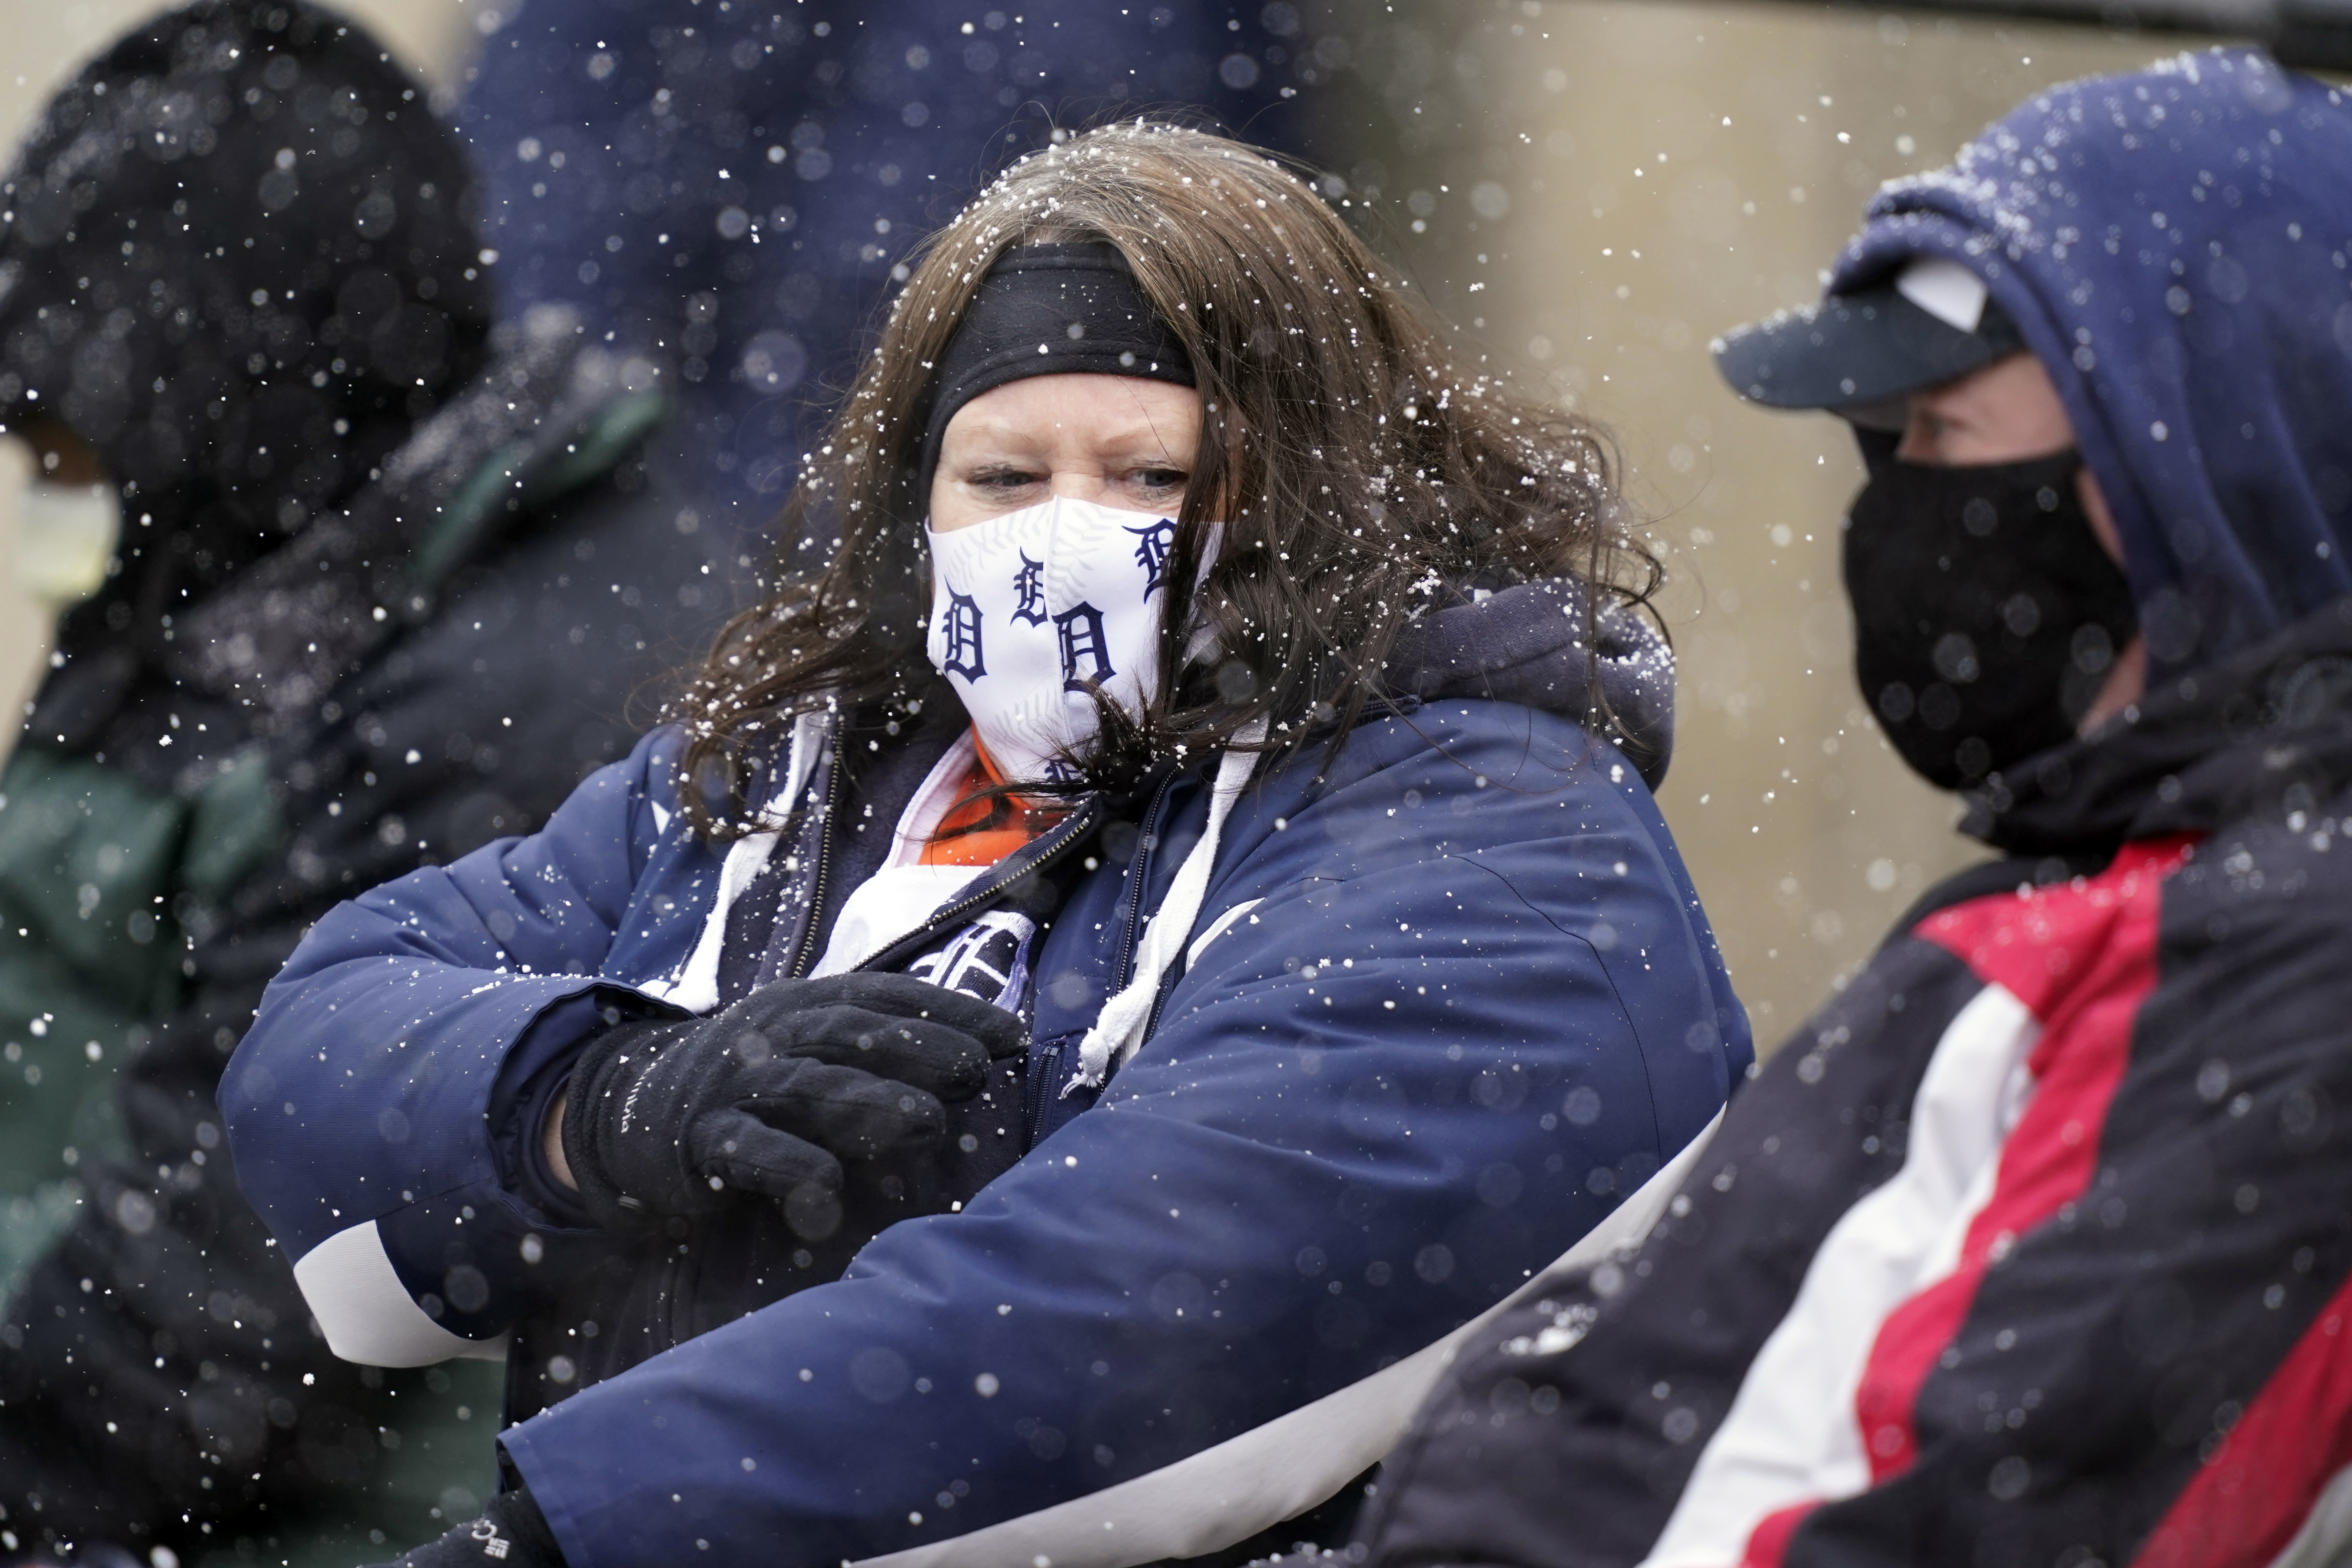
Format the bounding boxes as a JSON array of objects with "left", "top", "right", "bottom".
[{"left": 223, "top": 583, "right": 1747, "bottom": 1568}]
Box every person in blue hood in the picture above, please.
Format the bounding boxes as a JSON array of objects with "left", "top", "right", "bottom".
[
  {"left": 1337, "top": 49, "right": 2352, "bottom": 1568},
  {"left": 218, "top": 123, "right": 1749, "bottom": 1568},
  {"left": 452, "top": 0, "right": 1325, "bottom": 553}
]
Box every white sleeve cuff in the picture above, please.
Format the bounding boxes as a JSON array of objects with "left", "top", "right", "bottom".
[{"left": 292, "top": 1219, "right": 509, "bottom": 1367}]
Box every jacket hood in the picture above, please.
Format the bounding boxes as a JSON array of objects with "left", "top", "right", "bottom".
[
  {"left": 1382, "top": 577, "right": 1675, "bottom": 788},
  {"left": 1832, "top": 49, "right": 2352, "bottom": 680},
  {"left": 160, "top": 306, "right": 667, "bottom": 739},
  {"left": 2, "top": 0, "right": 490, "bottom": 750}
]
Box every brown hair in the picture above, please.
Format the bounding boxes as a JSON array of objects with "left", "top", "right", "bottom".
[{"left": 673, "top": 121, "right": 1657, "bottom": 835}]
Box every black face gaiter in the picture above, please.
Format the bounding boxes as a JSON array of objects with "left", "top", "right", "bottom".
[{"left": 1844, "top": 450, "right": 2138, "bottom": 790}]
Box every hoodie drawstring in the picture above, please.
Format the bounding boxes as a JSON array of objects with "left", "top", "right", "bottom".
[{"left": 1068, "top": 721, "right": 1267, "bottom": 1095}]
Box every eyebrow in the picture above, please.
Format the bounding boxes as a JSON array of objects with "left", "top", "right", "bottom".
[{"left": 949, "top": 422, "right": 1191, "bottom": 458}]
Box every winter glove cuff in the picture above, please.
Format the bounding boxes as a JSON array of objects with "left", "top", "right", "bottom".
[{"left": 559, "top": 1016, "right": 683, "bottom": 1235}]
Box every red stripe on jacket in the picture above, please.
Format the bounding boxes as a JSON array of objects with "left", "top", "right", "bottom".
[
  {"left": 1852, "top": 839, "right": 2192, "bottom": 1485},
  {"left": 2134, "top": 1273, "right": 2352, "bottom": 1568},
  {"left": 1739, "top": 1501, "right": 1813, "bottom": 1568},
  {"left": 1738, "top": 839, "right": 2195, "bottom": 1568}
]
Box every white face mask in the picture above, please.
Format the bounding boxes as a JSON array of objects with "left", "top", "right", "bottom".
[
  {"left": 19, "top": 483, "right": 123, "bottom": 606},
  {"left": 1, "top": 437, "right": 121, "bottom": 607},
  {"left": 925, "top": 494, "right": 1187, "bottom": 785}
]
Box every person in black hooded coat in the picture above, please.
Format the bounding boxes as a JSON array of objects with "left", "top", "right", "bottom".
[
  {"left": 1339, "top": 50, "right": 2352, "bottom": 1568},
  {"left": 0, "top": 5, "right": 725, "bottom": 1561}
]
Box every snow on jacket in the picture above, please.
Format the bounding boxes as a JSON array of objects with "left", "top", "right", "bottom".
[
  {"left": 1355, "top": 598, "right": 2352, "bottom": 1568},
  {"left": 222, "top": 577, "right": 1749, "bottom": 1568},
  {"left": 1350, "top": 50, "right": 2352, "bottom": 1568}
]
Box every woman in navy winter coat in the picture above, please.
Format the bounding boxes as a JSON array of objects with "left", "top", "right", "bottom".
[{"left": 222, "top": 124, "right": 1750, "bottom": 1568}]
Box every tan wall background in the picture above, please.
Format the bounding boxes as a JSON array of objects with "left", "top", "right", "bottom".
[
  {"left": 0, "top": 0, "right": 2236, "bottom": 1046},
  {"left": 1333, "top": 0, "right": 2200, "bottom": 1048}
]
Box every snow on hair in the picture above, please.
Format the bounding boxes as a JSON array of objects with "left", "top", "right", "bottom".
[{"left": 673, "top": 121, "right": 1656, "bottom": 837}]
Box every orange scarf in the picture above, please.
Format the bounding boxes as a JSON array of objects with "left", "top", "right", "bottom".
[{"left": 919, "top": 740, "right": 1061, "bottom": 867}]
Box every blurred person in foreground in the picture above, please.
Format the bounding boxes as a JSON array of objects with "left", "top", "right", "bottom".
[
  {"left": 222, "top": 121, "right": 1749, "bottom": 1568},
  {"left": 0, "top": 3, "right": 721, "bottom": 1561},
  {"left": 1336, "top": 47, "right": 2352, "bottom": 1568}
]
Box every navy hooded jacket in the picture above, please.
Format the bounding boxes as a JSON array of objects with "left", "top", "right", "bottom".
[
  {"left": 221, "top": 579, "right": 1746, "bottom": 1568},
  {"left": 1348, "top": 51, "right": 2352, "bottom": 1568}
]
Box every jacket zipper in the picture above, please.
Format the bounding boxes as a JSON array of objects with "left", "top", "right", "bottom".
[
  {"left": 1023, "top": 1038, "right": 1066, "bottom": 1148},
  {"left": 875, "top": 800, "right": 1102, "bottom": 1152},
  {"left": 854, "top": 797, "right": 1103, "bottom": 978},
  {"left": 786, "top": 743, "right": 844, "bottom": 980}
]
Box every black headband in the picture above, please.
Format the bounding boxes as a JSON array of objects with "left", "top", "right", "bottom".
[{"left": 918, "top": 242, "right": 1194, "bottom": 497}]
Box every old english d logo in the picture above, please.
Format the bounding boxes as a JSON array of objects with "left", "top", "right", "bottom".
[
  {"left": 941, "top": 590, "right": 986, "bottom": 681},
  {"left": 1126, "top": 517, "right": 1178, "bottom": 596},
  {"left": 1054, "top": 603, "right": 1113, "bottom": 691}
]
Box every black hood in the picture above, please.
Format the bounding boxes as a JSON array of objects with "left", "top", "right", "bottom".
[
  {"left": 3, "top": 0, "right": 491, "bottom": 753},
  {"left": 1967, "top": 593, "right": 2352, "bottom": 858},
  {"left": 1383, "top": 577, "right": 1675, "bottom": 789},
  {"left": 169, "top": 304, "right": 669, "bottom": 737}
]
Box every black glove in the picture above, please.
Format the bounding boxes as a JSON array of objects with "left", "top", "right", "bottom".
[
  {"left": 371, "top": 1485, "right": 564, "bottom": 1568},
  {"left": 560, "top": 971, "right": 1025, "bottom": 1232}
]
